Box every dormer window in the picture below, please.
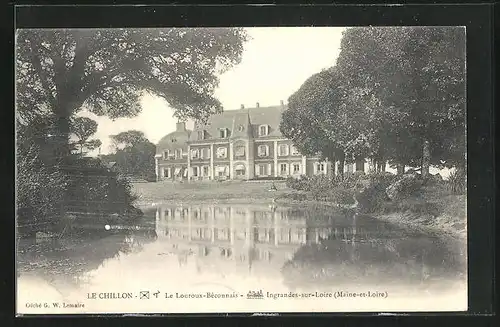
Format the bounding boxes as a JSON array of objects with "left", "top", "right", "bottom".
[
  {"left": 163, "top": 150, "right": 170, "bottom": 159},
  {"left": 291, "top": 145, "right": 300, "bottom": 156},
  {"left": 219, "top": 128, "right": 229, "bottom": 138},
  {"left": 259, "top": 125, "right": 269, "bottom": 136},
  {"left": 197, "top": 130, "right": 205, "bottom": 140}
]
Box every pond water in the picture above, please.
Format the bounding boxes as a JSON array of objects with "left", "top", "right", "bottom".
[{"left": 17, "top": 202, "right": 467, "bottom": 314}]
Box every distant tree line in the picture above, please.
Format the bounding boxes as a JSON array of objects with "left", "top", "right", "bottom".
[{"left": 100, "top": 130, "right": 156, "bottom": 181}]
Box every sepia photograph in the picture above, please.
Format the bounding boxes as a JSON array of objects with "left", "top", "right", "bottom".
[{"left": 15, "top": 26, "right": 467, "bottom": 314}]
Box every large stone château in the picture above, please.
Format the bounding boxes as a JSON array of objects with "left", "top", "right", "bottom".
[{"left": 155, "top": 102, "right": 369, "bottom": 182}]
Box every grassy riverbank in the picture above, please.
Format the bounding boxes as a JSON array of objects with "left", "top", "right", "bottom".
[
  {"left": 131, "top": 179, "right": 466, "bottom": 239},
  {"left": 369, "top": 183, "right": 466, "bottom": 240}
]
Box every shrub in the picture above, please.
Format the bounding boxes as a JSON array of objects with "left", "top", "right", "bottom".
[
  {"left": 354, "top": 172, "right": 398, "bottom": 214},
  {"left": 309, "top": 175, "right": 334, "bottom": 200},
  {"left": 386, "top": 173, "right": 423, "bottom": 201},
  {"left": 332, "top": 187, "right": 356, "bottom": 206},
  {"left": 286, "top": 176, "right": 304, "bottom": 190},
  {"left": 16, "top": 143, "right": 69, "bottom": 236},
  {"left": 356, "top": 183, "right": 390, "bottom": 214},
  {"left": 367, "top": 172, "right": 397, "bottom": 189},
  {"left": 331, "top": 173, "right": 361, "bottom": 189},
  {"left": 447, "top": 169, "right": 466, "bottom": 195}
]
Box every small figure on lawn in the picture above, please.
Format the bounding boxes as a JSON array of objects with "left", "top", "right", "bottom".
[{"left": 269, "top": 182, "right": 278, "bottom": 192}]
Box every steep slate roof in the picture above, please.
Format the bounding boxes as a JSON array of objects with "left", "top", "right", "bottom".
[
  {"left": 156, "top": 128, "right": 192, "bottom": 150},
  {"left": 188, "top": 104, "right": 287, "bottom": 142}
]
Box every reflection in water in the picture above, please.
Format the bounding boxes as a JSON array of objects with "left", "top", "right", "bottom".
[
  {"left": 17, "top": 225, "right": 158, "bottom": 293},
  {"left": 17, "top": 203, "right": 466, "bottom": 297}
]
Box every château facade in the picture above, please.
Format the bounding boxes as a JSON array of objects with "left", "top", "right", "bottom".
[{"left": 155, "top": 102, "right": 368, "bottom": 182}]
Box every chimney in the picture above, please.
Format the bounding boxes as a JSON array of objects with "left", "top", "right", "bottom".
[
  {"left": 256, "top": 102, "right": 260, "bottom": 108},
  {"left": 240, "top": 104, "right": 245, "bottom": 109},
  {"left": 176, "top": 121, "right": 186, "bottom": 132}
]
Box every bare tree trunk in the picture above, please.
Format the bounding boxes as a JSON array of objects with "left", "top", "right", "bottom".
[
  {"left": 421, "top": 138, "right": 430, "bottom": 180},
  {"left": 377, "top": 161, "right": 384, "bottom": 172},
  {"left": 337, "top": 152, "right": 345, "bottom": 180},
  {"left": 397, "top": 164, "right": 405, "bottom": 175}
]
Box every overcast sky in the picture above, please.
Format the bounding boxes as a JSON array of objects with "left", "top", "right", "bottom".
[{"left": 79, "top": 27, "right": 345, "bottom": 154}]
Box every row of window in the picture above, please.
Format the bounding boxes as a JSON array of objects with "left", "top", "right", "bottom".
[
  {"left": 256, "top": 162, "right": 325, "bottom": 176},
  {"left": 162, "top": 162, "right": 327, "bottom": 178},
  {"left": 163, "top": 144, "right": 301, "bottom": 160},
  {"left": 197, "top": 125, "right": 272, "bottom": 140},
  {"left": 257, "top": 144, "right": 300, "bottom": 157}
]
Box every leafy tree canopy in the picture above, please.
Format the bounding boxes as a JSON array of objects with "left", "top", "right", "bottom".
[{"left": 16, "top": 28, "right": 248, "bottom": 126}]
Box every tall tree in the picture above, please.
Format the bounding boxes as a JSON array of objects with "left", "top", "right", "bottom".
[
  {"left": 16, "top": 28, "right": 248, "bottom": 162},
  {"left": 110, "top": 130, "right": 149, "bottom": 150},
  {"left": 335, "top": 26, "right": 465, "bottom": 178},
  {"left": 280, "top": 68, "right": 357, "bottom": 177}
]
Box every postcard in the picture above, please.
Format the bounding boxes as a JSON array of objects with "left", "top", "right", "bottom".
[{"left": 16, "top": 25, "right": 467, "bottom": 314}]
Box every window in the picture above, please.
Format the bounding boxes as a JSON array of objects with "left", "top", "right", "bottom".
[
  {"left": 175, "top": 149, "right": 182, "bottom": 159},
  {"left": 293, "top": 163, "right": 301, "bottom": 174},
  {"left": 219, "top": 128, "right": 229, "bottom": 138},
  {"left": 291, "top": 145, "right": 300, "bottom": 155},
  {"left": 316, "top": 163, "right": 325, "bottom": 174},
  {"left": 164, "top": 167, "right": 171, "bottom": 178},
  {"left": 163, "top": 150, "right": 171, "bottom": 159},
  {"left": 201, "top": 148, "right": 211, "bottom": 159},
  {"left": 191, "top": 149, "right": 199, "bottom": 159},
  {"left": 237, "top": 125, "right": 244, "bottom": 132},
  {"left": 280, "top": 163, "right": 288, "bottom": 175},
  {"left": 356, "top": 160, "right": 365, "bottom": 172},
  {"left": 197, "top": 130, "right": 205, "bottom": 140},
  {"left": 279, "top": 228, "right": 290, "bottom": 243},
  {"left": 258, "top": 125, "right": 269, "bottom": 136},
  {"left": 257, "top": 145, "right": 269, "bottom": 157},
  {"left": 259, "top": 164, "right": 267, "bottom": 176},
  {"left": 235, "top": 164, "right": 245, "bottom": 176},
  {"left": 278, "top": 144, "right": 289, "bottom": 156},
  {"left": 216, "top": 166, "right": 228, "bottom": 177},
  {"left": 203, "top": 166, "right": 209, "bottom": 176},
  {"left": 192, "top": 166, "right": 199, "bottom": 177},
  {"left": 216, "top": 147, "right": 227, "bottom": 158},
  {"left": 217, "top": 228, "right": 230, "bottom": 241},
  {"left": 235, "top": 146, "right": 245, "bottom": 157}
]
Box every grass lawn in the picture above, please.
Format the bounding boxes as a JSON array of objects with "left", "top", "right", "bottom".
[{"left": 131, "top": 180, "right": 293, "bottom": 205}]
